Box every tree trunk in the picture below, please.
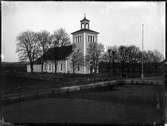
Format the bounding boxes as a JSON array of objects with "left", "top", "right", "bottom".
[
  {"left": 72, "top": 63, "right": 75, "bottom": 73},
  {"left": 90, "top": 65, "right": 93, "bottom": 75},
  {"left": 112, "top": 56, "right": 115, "bottom": 73},
  {"left": 121, "top": 62, "right": 124, "bottom": 78},
  {"left": 54, "top": 60, "right": 57, "bottom": 73},
  {"left": 30, "top": 62, "right": 33, "bottom": 73},
  {"left": 41, "top": 62, "right": 44, "bottom": 72}
]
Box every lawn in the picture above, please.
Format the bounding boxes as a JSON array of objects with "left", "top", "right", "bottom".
[
  {"left": 2, "top": 84, "right": 165, "bottom": 124},
  {"left": 0, "top": 72, "right": 119, "bottom": 94},
  {"left": 1, "top": 71, "right": 165, "bottom": 124},
  {"left": 0, "top": 71, "right": 164, "bottom": 95}
]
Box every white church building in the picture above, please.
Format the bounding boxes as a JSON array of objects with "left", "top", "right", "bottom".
[{"left": 27, "top": 15, "right": 99, "bottom": 74}]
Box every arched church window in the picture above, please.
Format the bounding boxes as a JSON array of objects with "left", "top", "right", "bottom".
[
  {"left": 86, "top": 24, "right": 88, "bottom": 29},
  {"left": 82, "top": 24, "right": 84, "bottom": 29},
  {"left": 61, "top": 64, "right": 63, "bottom": 71},
  {"left": 75, "top": 37, "right": 77, "bottom": 43},
  {"left": 44, "top": 64, "right": 47, "bottom": 71},
  {"left": 49, "top": 64, "right": 51, "bottom": 71}
]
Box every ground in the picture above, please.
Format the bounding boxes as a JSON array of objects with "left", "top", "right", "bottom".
[
  {"left": 2, "top": 83, "right": 165, "bottom": 124},
  {"left": 0, "top": 72, "right": 165, "bottom": 124}
]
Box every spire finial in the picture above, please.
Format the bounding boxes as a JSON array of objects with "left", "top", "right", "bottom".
[{"left": 84, "top": 13, "right": 86, "bottom": 18}]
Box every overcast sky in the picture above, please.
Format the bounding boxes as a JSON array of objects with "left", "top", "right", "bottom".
[{"left": 2, "top": 1, "right": 165, "bottom": 62}]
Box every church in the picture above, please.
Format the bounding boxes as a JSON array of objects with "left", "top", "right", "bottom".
[{"left": 27, "top": 15, "right": 99, "bottom": 74}]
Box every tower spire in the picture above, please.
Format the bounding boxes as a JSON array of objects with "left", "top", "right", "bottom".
[{"left": 84, "top": 13, "right": 86, "bottom": 18}]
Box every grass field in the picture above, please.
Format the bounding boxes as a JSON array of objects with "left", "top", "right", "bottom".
[
  {"left": 0, "top": 71, "right": 164, "bottom": 94},
  {"left": 2, "top": 84, "right": 165, "bottom": 124},
  {"left": 1, "top": 71, "right": 165, "bottom": 124},
  {"left": 0, "top": 72, "right": 119, "bottom": 94}
]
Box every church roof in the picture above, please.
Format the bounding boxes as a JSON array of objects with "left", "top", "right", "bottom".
[
  {"left": 71, "top": 29, "right": 99, "bottom": 35},
  {"left": 80, "top": 17, "right": 90, "bottom": 22},
  {"left": 36, "top": 45, "right": 73, "bottom": 63}
]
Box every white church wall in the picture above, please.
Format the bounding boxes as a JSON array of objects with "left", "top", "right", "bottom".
[
  {"left": 33, "top": 64, "right": 42, "bottom": 72},
  {"left": 27, "top": 65, "right": 31, "bottom": 72},
  {"left": 57, "top": 60, "right": 66, "bottom": 73},
  {"left": 26, "top": 64, "right": 42, "bottom": 72},
  {"left": 73, "top": 33, "right": 84, "bottom": 54},
  {"left": 42, "top": 60, "right": 55, "bottom": 73}
]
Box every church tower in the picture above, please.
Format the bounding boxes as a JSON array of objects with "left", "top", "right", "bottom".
[{"left": 71, "top": 14, "right": 99, "bottom": 74}]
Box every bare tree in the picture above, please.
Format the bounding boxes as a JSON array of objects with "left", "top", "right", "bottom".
[
  {"left": 101, "top": 52, "right": 109, "bottom": 62},
  {"left": 100, "top": 44, "right": 163, "bottom": 76},
  {"left": 142, "top": 50, "right": 163, "bottom": 63},
  {"left": 70, "top": 49, "right": 84, "bottom": 74},
  {"left": 16, "top": 31, "right": 40, "bottom": 72},
  {"left": 125, "top": 45, "right": 140, "bottom": 74},
  {"left": 50, "top": 28, "right": 71, "bottom": 73},
  {"left": 37, "top": 30, "right": 51, "bottom": 72},
  {"left": 51, "top": 28, "right": 71, "bottom": 47},
  {"left": 126, "top": 45, "right": 140, "bottom": 63},
  {"left": 151, "top": 50, "right": 164, "bottom": 63},
  {"left": 86, "top": 42, "right": 104, "bottom": 74},
  {"left": 107, "top": 46, "right": 119, "bottom": 74},
  {"left": 118, "top": 45, "right": 129, "bottom": 77}
]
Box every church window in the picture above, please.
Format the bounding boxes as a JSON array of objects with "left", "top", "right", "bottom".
[
  {"left": 61, "top": 64, "right": 63, "bottom": 71},
  {"left": 82, "top": 24, "right": 84, "bottom": 29},
  {"left": 86, "top": 24, "right": 88, "bottom": 29},
  {"left": 93, "top": 36, "right": 94, "bottom": 42},
  {"left": 44, "top": 64, "right": 46, "bottom": 71},
  {"left": 49, "top": 64, "right": 51, "bottom": 71}
]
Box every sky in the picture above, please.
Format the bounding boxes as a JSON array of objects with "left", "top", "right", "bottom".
[{"left": 2, "top": 1, "right": 166, "bottom": 62}]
